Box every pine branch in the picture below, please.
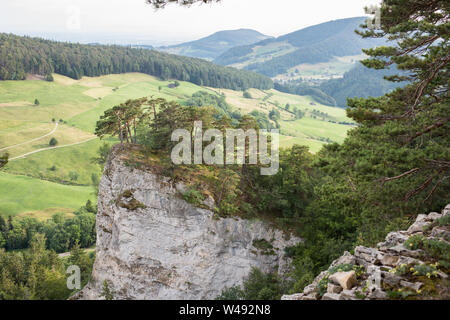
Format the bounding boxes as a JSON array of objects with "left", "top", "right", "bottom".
[
  {"left": 407, "top": 117, "right": 450, "bottom": 143},
  {"left": 380, "top": 168, "right": 420, "bottom": 186}
]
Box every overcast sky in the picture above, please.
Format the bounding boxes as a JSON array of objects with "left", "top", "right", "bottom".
[{"left": 0, "top": 0, "right": 381, "bottom": 46}]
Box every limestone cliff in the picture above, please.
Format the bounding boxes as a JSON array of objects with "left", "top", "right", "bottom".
[
  {"left": 282, "top": 204, "right": 450, "bottom": 300},
  {"left": 75, "top": 147, "right": 301, "bottom": 300}
]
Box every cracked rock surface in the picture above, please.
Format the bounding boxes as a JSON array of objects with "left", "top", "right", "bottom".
[{"left": 74, "top": 147, "right": 301, "bottom": 300}]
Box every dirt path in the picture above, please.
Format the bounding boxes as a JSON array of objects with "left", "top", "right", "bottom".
[
  {"left": 58, "top": 248, "right": 96, "bottom": 258},
  {"left": 0, "top": 122, "right": 59, "bottom": 152},
  {"left": 10, "top": 136, "right": 98, "bottom": 161}
]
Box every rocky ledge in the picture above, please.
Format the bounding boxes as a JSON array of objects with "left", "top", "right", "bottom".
[
  {"left": 74, "top": 147, "right": 301, "bottom": 300},
  {"left": 282, "top": 204, "right": 450, "bottom": 300}
]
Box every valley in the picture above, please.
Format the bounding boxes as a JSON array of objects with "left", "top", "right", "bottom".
[
  {"left": 214, "top": 17, "right": 382, "bottom": 80},
  {"left": 0, "top": 72, "right": 353, "bottom": 218},
  {"left": 272, "top": 54, "right": 366, "bottom": 84}
]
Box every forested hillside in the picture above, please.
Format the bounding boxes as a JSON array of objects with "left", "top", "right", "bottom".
[
  {"left": 158, "top": 29, "right": 271, "bottom": 60},
  {"left": 0, "top": 33, "right": 273, "bottom": 91},
  {"left": 319, "top": 64, "right": 402, "bottom": 107},
  {"left": 214, "top": 17, "right": 383, "bottom": 77},
  {"left": 275, "top": 64, "right": 403, "bottom": 108}
]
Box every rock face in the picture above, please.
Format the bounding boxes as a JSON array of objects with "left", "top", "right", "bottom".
[
  {"left": 75, "top": 148, "right": 301, "bottom": 300},
  {"left": 282, "top": 204, "right": 450, "bottom": 300}
]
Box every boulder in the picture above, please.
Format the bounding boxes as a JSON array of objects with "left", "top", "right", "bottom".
[
  {"left": 400, "top": 281, "right": 423, "bottom": 291},
  {"left": 303, "top": 284, "right": 317, "bottom": 296},
  {"left": 387, "top": 244, "right": 423, "bottom": 258},
  {"left": 175, "top": 182, "right": 187, "bottom": 194},
  {"left": 330, "top": 251, "right": 356, "bottom": 268},
  {"left": 354, "top": 246, "right": 381, "bottom": 265},
  {"left": 322, "top": 293, "right": 342, "bottom": 300},
  {"left": 367, "top": 289, "right": 387, "bottom": 300},
  {"left": 431, "top": 227, "right": 450, "bottom": 240},
  {"left": 340, "top": 289, "right": 359, "bottom": 300},
  {"left": 378, "top": 231, "right": 409, "bottom": 248},
  {"left": 443, "top": 204, "right": 450, "bottom": 217},
  {"left": 281, "top": 293, "right": 303, "bottom": 300},
  {"left": 329, "top": 271, "right": 357, "bottom": 290},
  {"left": 202, "top": 195, "right": 216, "bottom": 210},
  {"left": 407, "top": 222, "right": 430, "bottom": 233},
  {"left": 327, "top": 283, "right": 343, "bottom": 294},
  {"left": 380, "top": 254, "right": 399, "bottom": 267},
  {"left": 428, "top": 212, "right": 442, "bottom": 221},
  {"left": 300, "top": 294, "right": 317, "bottom": 301},
  {"left": 382, "top": 271, "right": 402, "bottom": 287},
  {"left": 396, "top": 256, "right": 422, "bottom": 267}
]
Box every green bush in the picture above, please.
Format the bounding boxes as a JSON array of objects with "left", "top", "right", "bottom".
[
  {"left": 215, "top": 268, "right": 288, "bottom": 300},
  {"left": 404, "top": 235, "right": 425, "bottom": 250},
  {"left": 49, "top": 137, "right": 58, "bottom": 146},
  {"left": 252, "top": 239, "right": 276, "bottom": 255},
  {"left": 411, "top": 264, "right": 439, "bottom": 278},
  {"left": 387, "top": 289, "right": 416, "bottom": 300},
  {"left": 437, "top": 215, "right": 450, "bottom": 227},
  {"left": 215, "top": 286, "right": 244, "bottom": 300},
  {"left": 182, "top": 187, "right": 204, "bottom": 206}
]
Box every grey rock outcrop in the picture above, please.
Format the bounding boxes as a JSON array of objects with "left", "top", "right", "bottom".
[
  {"left": 75, "top": 148, "right": 301, "bottom": 300},
  {"left": 282, "top": 204, "right": 450, "bottom": 300}
]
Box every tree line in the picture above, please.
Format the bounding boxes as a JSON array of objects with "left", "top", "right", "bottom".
[
  {"left": 0, "top": 234, "right": 94, "bottom": 300},
  {"left": 0, "top": 33, "right": 273, "bottom": 91},
  {"left": 0, "top": 202, "right": 96, "bottom": 253}
]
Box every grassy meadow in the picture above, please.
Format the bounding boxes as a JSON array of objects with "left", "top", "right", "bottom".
[
  {"left": 0, "top": 172, "right": 95, "bottom": 218},
  {"left": 0, "top": 72, "right": 353, "bottom": 218}
]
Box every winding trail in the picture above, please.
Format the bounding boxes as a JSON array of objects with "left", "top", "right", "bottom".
[
  {"left": 0, "top": 122, "right": 59, "bottom": 152},
  {"left": 10, "top": 137, "right": 98, "bottom": 161},
  {"left": 58, "top": 248, "right": 96, "bottom": 258}
]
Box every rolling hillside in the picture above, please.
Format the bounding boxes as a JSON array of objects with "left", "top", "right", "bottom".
[
  {"left": 214, "top": 17, "right": 383, "bottom": 80},
  {"left": 0, "top": 73, "right": 354, "bottom": 218},
  {"left": 0, "top": 33, "right": 273, "bottom": 91},
  {"left": 157, "top": 29, "right": 272, "bottom": 60},
  {"left": 318, "top": 64, "right": 403, "bottom": 107}
]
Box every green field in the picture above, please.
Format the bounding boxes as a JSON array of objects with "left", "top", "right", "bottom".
[
  {"left": 0, "top": 172, "right": 95, "bottom": 218},
  {"left": 0, "top": 72, "right": 353, "bottom": 218}
]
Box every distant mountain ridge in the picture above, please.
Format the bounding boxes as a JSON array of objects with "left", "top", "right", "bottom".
[
  {"left": 157, "top": 29, "right": 272, "bottom": 61},
  {"left": 214, "top": 17, "right": 384, "bottom": 78}
]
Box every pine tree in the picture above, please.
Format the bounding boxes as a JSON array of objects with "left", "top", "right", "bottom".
[
  {"left": 0, "top": 153, "right": 8, "bottom": 169},
  {"left": 308, "top": 0, "right": 450, "bottom": 246},
  {"left": 346, "top": 0, "right": 449, "bottom": 204},
  {"left": 100, "top": 280, "right": 114, "bottom": 300},
  {"left": 49, "top": 138, "right": 58, "bottom": 146}
]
